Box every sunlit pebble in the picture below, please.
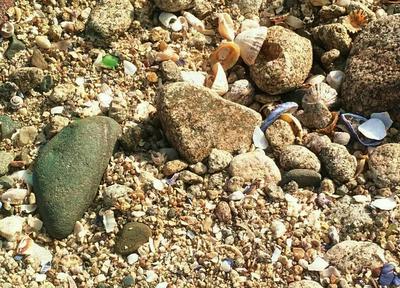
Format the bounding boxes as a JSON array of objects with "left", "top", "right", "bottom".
[
  {"left": 146, "top": 270, "right": 158, "bottom": 282},
  {"left": 127, "top": 253, "right": 139, "bottom": 264},
  {"left": 220, "top": 259, "right": 232, "bottom": 272}
]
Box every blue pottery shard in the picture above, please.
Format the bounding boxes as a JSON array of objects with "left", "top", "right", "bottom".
[
  {"left": 260, "top": 102, "right": 298, "bottom": 132},
  {"left": 340, "top": 113, "right": 382, "bottom": 147},
  {"left": 382, "top": 263, "right": 395, "bottom": 274},
  {"left": 380, "top": 271, "right": 395, "bottom": 286},
  {"left": 393, "top": 276, "right": 400, "bottom": 286}
]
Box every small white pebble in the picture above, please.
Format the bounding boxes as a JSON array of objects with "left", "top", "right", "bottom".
[
  {"left": 229, "top": 191, "right": 244, "bottom": 201},
  {"left": 127, "top": 253, "right": 139, "bottom": 264},
  {"left": 156, "top": 282, "right": 169, "bottom": 288},
  {"left": 153, "top": 179, "right": 165, "bottom": 191},
  {"left": 123, "top": 60, "right": 137, "bottom": 76},
  {"left": 35, "top": 273, "right": 46, "bottom": 282},
  {"left": 50, "top": 106, "right": 64, "bottom": 115},
  {"left": 146, "top": 270, "right": 158, "bottom": 282},
  {"left": 220, "top": 260, "right": 232, "bottom": 272}
]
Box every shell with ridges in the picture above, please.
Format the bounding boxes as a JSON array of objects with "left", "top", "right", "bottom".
[
  {"left": 210, "top": 42, "right": 240, "bottom": 70},
  {"left": 234, "top": 26, "right": 268, "bottom": 65},
  {"left": 217, "top": 13, "right": 235, "bottom": 41},
  {"left": 303, "top": 82, "right": 338, "bottom": 108},
  {"left": 210, "top": 62, "right": 229, "bottom": 95}
]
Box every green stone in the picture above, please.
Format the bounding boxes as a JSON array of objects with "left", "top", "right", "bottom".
[
  {"left": 122, "top": 275, "right": 135, "bottom": 287},
  {"left": 0, "top": 176, "right": 14, "bottom": 189},
  {"left": 5, "top": 36, "right": 26, "bottom": 60},
  {"left": 38, "top": 75, "right": 54, "bottom": 93},
  {"left": 101, "top": 54, "right": 119, "bottom": 69},
  {"left": 0, "top": 115, "right": 19, "bottom": 140},
  {"left": 33, "top": 116, "right": 120, "bottom": 239},
  {"left": 114, "top": 222, "right": 152, "bottom": 255}
]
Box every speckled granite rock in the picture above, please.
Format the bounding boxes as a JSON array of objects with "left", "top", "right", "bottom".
[
  {"left": 279, "top": 145, "right": 321, "bottom": 171},
  {"left": 311, "top": 23, "right": 352, "bottom": 54},
  {"left": 235, "top": 0, "right": 263, "bottom": 17},
  {"left": 0, "top": 0, "right": 13, "bottom": 25},
  {"left": 154, "top": 0, "right": 194, "bottom": 12},
  {"left": 326, "top": 240, "right": 386, "bottom": 274},
  {"left": 320, "top": 143, "right": 357, "bottom": 183},
  {"left": 368, "top": 144, "right": 400, "bottom": 188},
  {"left": 33, "top": 116, "right": 120, "bottom": 239},
  {"left": 265, "top": 119, "right": 295, "bottom": 150},
  {"left": 85, "top": 0, "right": 134, "bottom": 46},
  {"left": 250, "top": 26, "right": 313, "bottom": 95},
  {"left": 288, "top": 280, "right": 323, "bottom": 288},
  {"left": 341, "top": 15, "right": 400, "bottom": 118},
  {"left": 156, "top": 82, "right": 261, "bottom": 163}
]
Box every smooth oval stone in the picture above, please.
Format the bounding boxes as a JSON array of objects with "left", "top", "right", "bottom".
[
  {"left": 0, "top": 115, "right": 19, "bottom": 140},
  {"left": 114, "top": 222, "right": 152, "bottom": 255},
  {"left": 33, "top": 116, "right": 120, "bottom": 239},
  {"left": 281, "top": 169, "right": 322, "bottom": 187}
]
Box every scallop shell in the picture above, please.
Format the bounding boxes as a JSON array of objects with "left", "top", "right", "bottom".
[
  {"left": 217, "top": 13, "right": 235, "bottom": 41},
  {"left": 326, "top": 70, "right": 345, "bottom": 91},
  {"left": 303, "top": 82, "right": 338, "bottom": 108},
  {"left": 35, "top": 36, "right": 51, "bottom": 49},
  {"left": 183, "top": 12, "right": 205, "bottom": 32},
  {"left": 210, "top": 42, "right": 240, "bottom": 70},
  {"left": 0, "top": 21, "right": 14, "bottom": 38},
  {"left": 234, "top": 26, "right": 268, "bottom": 66},
  {"left": 210, "top": 62, "right": 229, "bottom": 95},
  {"left": 154, "top": 48, "right": 179, "bottom": 62}
]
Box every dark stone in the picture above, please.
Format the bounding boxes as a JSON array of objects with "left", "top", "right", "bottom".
[
  {"left": 114, "top": 222, "right": 152, "bottom": 255},
  {"left": 0, "top": 115, "right": 19, "bottom": 140},
  {"left": 122, "top": 275, "right": 135, "bottom": 287},
  {"left": 5, "top": 36, "right": 26, "bottom": 60},
  {"left": 33, "top": 116, "right": 120, "bottom": 239},
  {"left": 281, "top": 169, "right": 322, "bottom": 187}
]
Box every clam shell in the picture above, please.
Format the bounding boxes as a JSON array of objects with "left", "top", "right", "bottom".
[
  {"left": 253, "top": 126, "right": 268, "bottom": 149},
  {"left": 217, "top": 13, "right": 235, "bottom": 41},
  {"left": 340, "top": 113, "right": 382, "bottom": 147},
  {"left": 210, "top": 42, "right": 240, "bottom": 70},
  {"left": 183, "top": 12, "right": 205, "bottom": 32},
  {"left": 159, "top": 12, "right": 178, "bottom": 29},
  {"left": 35, "top": 36, "right": 52, "bottom": 49},
  {"left": 0, "top": 21, "right": 14, "bottom": 38},
  {"left": 370, "top": 112, "right": 393, "bottom": 130},
  {"left": 210, "top": 62, "right": 229, "bottom": 95},
  {"left": 358, "top": 118, "right": 386, "bottom": 141},
  {"left": 17, "top": 236, "right": 52, "bottom": 265},
  {"left": 234, "top": 26, "right": 268, "bottom": 65},
  {"left": 370, "top": 197, "right": 397, "bottom": 211},
  {"left": 326, "top": 70, "right": 345, "bottom": 91},
  {"left": 123, "top": 60, "right": 137, "bottom": 76}
]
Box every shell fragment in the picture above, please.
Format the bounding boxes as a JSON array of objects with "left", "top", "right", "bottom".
[{"left": 358, "top": 118, "right": 387, "bottom": 141}]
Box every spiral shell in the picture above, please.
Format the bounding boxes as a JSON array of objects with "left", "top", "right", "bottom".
[
  {"left": 0, "top": 21, "right": 14, "bottom": 38},
  {"left": 234, "top": 26, "right": 268, "bottom": 66},
  {"left": 10, "top": 95, "right": 23, "bottom": 109},
  {"left": 210, "top": 42, "right": 240, "bottom": 70},
  {"left": 210, "top": 62, "right": 229, "bottom": 95},
  {"left": 217, "top": 13, "right": 235, "bottom": 41}
]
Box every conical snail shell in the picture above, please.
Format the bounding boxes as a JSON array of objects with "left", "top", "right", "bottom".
[
  {"left": 210, "top": 62, "right": 229, "bottom": 95},
  {"left": 209, "top": 42, "right": 240, "bottom": 70},
  {"left": 217, "top": 13, "right": 235, "bottom": 41},
  {"left": 234, "top": 26, "right": 268, "bottom": 66}
]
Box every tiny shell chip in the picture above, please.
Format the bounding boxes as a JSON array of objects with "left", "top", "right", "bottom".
[
  {"left": 371, "top": 112, "right": 393, "bottom": 130},
  {"left": 271, "top": 247, "right": 282, "bottom": 263},
  {"left": 252, "top": 126, "right": 268, "bottom": 149},
  {"left": 370, "top": 197, "right": 397, "bottom": 211},
  {"left": 127, "top": 253, "right": 139, "bottom": 264},
  {"left": 308, "top": 256, "right": 329, "bottom": 271},
  {"left": 103, "top": 210, "right": 117, "bottom": 233},
  {"left": 358, "top": 118, "right": 386, "bottom": 140},
  {"left": 209, "top": 42, "right": 240, "bottom": 70},
  {"left": 234, "top": 26, "right": 268, "bottom": 66},
  {"left": 353, "top": 194, "right": 371, "bottom": 203},
  {"left": 1, "top": 188, "right": 28, "bottom": 204},
  {"left": 155, "top": 282, "right": 169, "bottom": 288},
  {"left": 229, "top": 191, "right": 244, "bottom": 201},
  {"left": 159, "top": 12, "right": 178, "bottom": 29},
  {"left": 183, "top": 12, "right": 205, "bottom": 32},
  {"left": 153, "top": 179, "right": 165, "bottom": 191},
  {"left": 123, "top": 60, "right": 137, "bottom": 76}
]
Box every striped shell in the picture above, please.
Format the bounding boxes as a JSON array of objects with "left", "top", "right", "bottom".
[{"left": 234, "top": 26, "right": 268, "bottom": 65}]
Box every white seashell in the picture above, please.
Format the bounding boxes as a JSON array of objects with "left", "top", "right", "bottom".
[
  {"left": 127, "top": 253, "right": 139, "bottom": 264},
  {"left": 370, "top": 197, "right": 397, "bottom": 211},
  {"left": 240, "top": 19, "right": 260, "bottom": 32},
  {"left": 27, "top": 216, "right": 43, "bottom": 232},
  {"left": 210, "top": 62, "right": 229, "bottom": 95},
  {"left": 50, "top": 106, "right": 64, "bottom": 115},
  {"left": 253, "top": 126, "right": 268, "bottom": 149},
  {"left": 146, "top": 270, "right": 158, "bottom": 282},
  {"left": 229, "top": 191, "right": 245, "bottom": 201},
  {"left": 1, "top": 188, "right": 29, "bottom": 204},
  {"left": 271, "top": 220, "right": 286, "bottom": 238},
  {"left": 370, "top": 112, "right": 393, "bottom": 130},
  {"left": 159, "top": 12, "right": 178, "bottom": 29},
  {"left": 306, "top": 74, "right": 325, "bottom": 85},
  {"left": 358, "top": 118, "right": 386, "bottom": 140},
  {"left": 10, "top": 95, "right": 23, "bottom": 109},
  {"left": 305, "top": 82, "right": 338, "bottom": 108},
  {"left": 171, "top": 16, "right": 187, "bottom": 31},
  {"left": 0, "top": 22, "right": 14, "bottom": 38},
  {"left": 353, "top": 194, "right": 371, "bottom": 203},
  {"left": 308, "top": 256, "right": 329, "bottom": 271},
  {"left": 326, "top": 70, "right": 345, "bottom": 91},
  {"left": 234, "top": 26, "right": 268, "bottom": 65},
  {"left": 132, "top": 211, "right": 146, "bottom": 218},
  {"left": 285, "top": 15, "right": 304, "bottom": 29},
  {"left": 97, "top": 92, "right": 113, "bottom": 110},
  {"left": 217, "top": 13, "right": 235, "bottom": 41},
  {"left": 0, "top": 216, "right": 25, "bottom": 241},
  {"left": 17, "top": 236, "right": 53, "bottom": 265},
  {"left": 123, "top": 60, "right": 137, "bottom": 76},
  {"left": 183, "top": 12, "right": 205, "bottom": 32},
  {"left": 155, "top": 282, "right": 169, "bottom": 288},
  {"left": 103, "top": 210, "right": 117, "bottom": 233},
  {"left": 271, "top": 246, "right": 282, "bottom": 263},
  {"left": 35, "top": 36, "right": 52, "bottom": 49},
  {"left": 153, "top": 179, "right": 165, "bottom": 191},
  {"left": 181, "top": 71, "right": 206, "bottom": 86}
]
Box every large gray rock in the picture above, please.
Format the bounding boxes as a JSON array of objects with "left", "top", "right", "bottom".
[
  {"left": 250, "top": 26, "right": 313, "bottom": 95},
  {"left": 33, "top": 116, "right": 120, "bottom": 239},
  {"left": 341, "top": 15, "right": 400, "bottom": 118},
  {"left": 156, "top": 82, "right": 261, "bottom": 163},
  {"left": 85, "top": 0, "right": 134, "bottom": 46},
  {"left": 368, "top": 143, "right": 400, "bottom": 188}
]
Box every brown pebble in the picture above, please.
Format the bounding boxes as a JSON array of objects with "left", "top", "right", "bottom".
[
  {"left": 146, "top": 71, "right": 158, "bottom": 83},
  {"left": 292, "top": 247, "right": 305, "bottom": 261},
  {"left": 215, "top": 201, "right": 232, "bottom": 223}
]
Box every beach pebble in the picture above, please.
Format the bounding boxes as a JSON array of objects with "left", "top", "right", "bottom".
[
  {"left": 49, "top": 83, "right": 76, "bottom": 104},
  {"left": 228, "top": 150, "right": 281, "bottom": 183},
  {"left": 271, "top": 220, "right": 286, "bottom": 238},
  {"left": 311, "top": 23, "right": 352, "bottom": 54},
  {"left": 154, "top": 0, "right": 194, "bottom": 12},
  {"left": 250, "top": 26, "right": 312, "bottom": 95},
  {"left": 127, "top": 253, "right": 139, "bottom": 265},
  {"left": 115, "top": 222, "right": 152, "bottom": 255},
  {"left": 368, "top": 144, "right": 400, "bottom": 188},
  {"left": 9, "top": 67, "right": 44, "bottom": 93},
  {"left": 215, "top": 201, "right": 232, "bottom": 223},
  {"left": 265, "top": 119, "right": 295, "bottom": 150},
  {"left": 208, "top": 149, "right": 233, "bottom": 173},
  {"left": 288, "top": 280, "right": 323, "bottom": 288},
  {"left": 162, "top": 160, "right": 188, "bottom": 176},
  {"left": 0, "top": 115, "right": 19, "bottom": 140},
  {"left": 326, "top": 240, "right": 385, "bottom": 273},
  {"left": 279, "top": 145, "right": 321, "bottom": 171},
  {"left": 16, "top": 126, "right": 38, "bottom": 147},
  {"left": 281, "top": 169, "right": 322, "bottom": 187},
  {"left": 0, "top": 216, "right": 24, "bottom": 241},
  {"left": 320, "top": 143, "right": 357, "bottom": 183},
  {"left": 303, "top": 133, "right": 331, "bottom": 154},
  {"left": 160, "top": 60, "right": 182, "bottom": 82},
  {"left": 85, "top": 0, "right": 134, "bottom": 46},
  {"left": 333, "top": 131, "right": 351, "bottom": 146},
  {"left": 156, "top": 82, "right": 261, "bottom": 163},
  {"left": 0, "top": 151, "right": 14, "bottom": 176},
  {"left": 224, "top": 79, "right": 254, "bottom": 106},
  {"left": 341, "top": 15, "right": 400, "bottom": 117},
  {"left": 179, "top": 170, "right": 203, "bottom": 184}
]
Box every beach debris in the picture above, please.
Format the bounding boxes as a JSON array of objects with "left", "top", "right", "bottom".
[
  {"left": 234, "top": 26, "right": 268, "bottom": 65},
  {"left": 253, "top": 126, "right": 268, "bottom": 149},
  {"left": 308, "top": 256, "right": 329, "bottom": 271},
  {"left": 210, "top": 42, "right": 241, "bottom": 70},
  {"left": 260, "top": 102, "right": 298, "bottom": 132},
  {"left": 217, "top": 13, "right": 235, "bottom": 41},
  {"left": 370, "top": 197, "right": 397, "bottom": 211},
  {"left": 358, "top": 118, "right": 386, "bottom": 141},
  {"left": 340, "top": 113, "right": 383, "bottom": 146}
]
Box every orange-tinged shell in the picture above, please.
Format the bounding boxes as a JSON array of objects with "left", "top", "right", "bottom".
[
  {"left": 210, "top": 62, "right": 229, "bottom": 95},
  {"left": 218, "top": 13, "right": 235, "bottom": 41},
  {"left": 234, "top": 26, "right": 268, "bottom": 66},
  {"left": 343, "top": 9, "right": 368, "bottom": 33},
  {"left": 154, "top": 48, "right": 179, "bottom": 62},
  {"left": 209, "top": 42, "right": 240, "bottom": 70},
  {"left": 279, "top": 113, "right": 303, "bottom": 139}
]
